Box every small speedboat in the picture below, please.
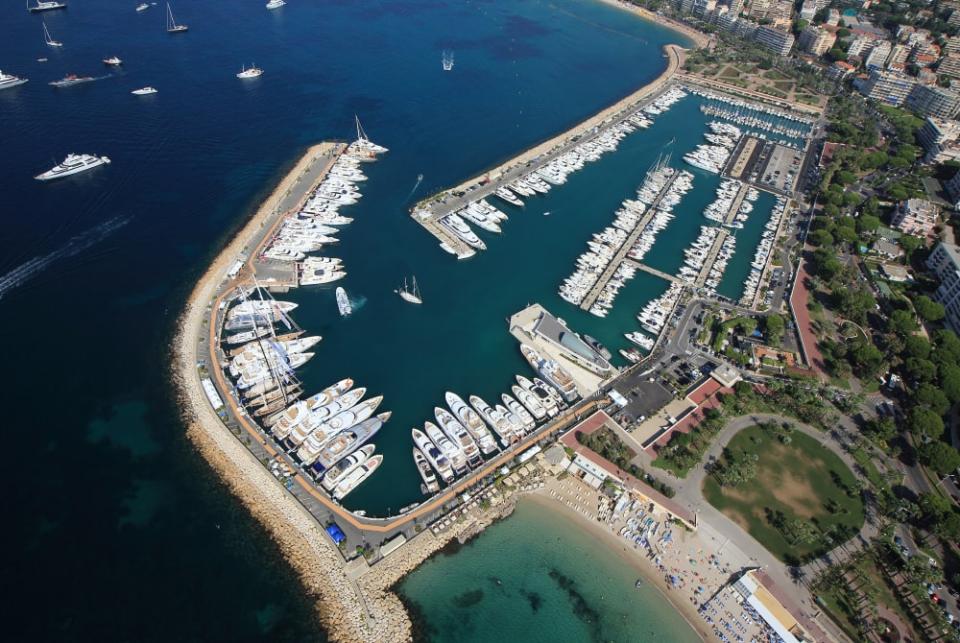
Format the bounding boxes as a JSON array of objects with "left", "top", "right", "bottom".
[
  {"left": 265, "top": 0, "right": 286, "bottom": 8},
  {"left": 103, "top": 56, "right": 123, "bottom": 66},
  {"left": 131, "top": 86, "right": 157, "bottom": 95}
]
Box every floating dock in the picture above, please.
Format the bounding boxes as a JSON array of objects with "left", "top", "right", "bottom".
[{"left": 578, "top": 169, "right": 683, "bottom": 310}]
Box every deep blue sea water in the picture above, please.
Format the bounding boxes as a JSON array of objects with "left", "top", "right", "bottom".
[{"left": 0, "top": 0, "right": 702, "bottom": 640}]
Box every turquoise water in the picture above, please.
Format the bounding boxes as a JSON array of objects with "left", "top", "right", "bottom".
[{"left": 398, "top": 499, "right": 702, "bottom": 643}]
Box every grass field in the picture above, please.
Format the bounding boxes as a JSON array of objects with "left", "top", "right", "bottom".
[{"left": 703, "top": 425, "right": 865, "bottom": 563}]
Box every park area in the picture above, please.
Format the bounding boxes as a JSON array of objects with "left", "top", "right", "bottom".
[{"left": 703, "top": 424, "right": 865, "bottom": 565}]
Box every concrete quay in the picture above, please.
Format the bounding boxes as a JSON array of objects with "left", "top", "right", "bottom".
[
  {"left": 693, "top": 228, "right": 730, "bottom": 289},
  {"left": 624, "top": 259, "right": 683, "bottom": 285},
  {"left": 578, "top": 169, "right": 683, "bottom": 311},
  {"left": 410, "top": 44, "right": 688, "bottom": 256}
]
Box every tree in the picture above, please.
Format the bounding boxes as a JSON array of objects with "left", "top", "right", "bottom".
[
  {"left": 850, "top": 341, "right": 884, "bottom": 376},
  {"left": 914, "top": 295, "right": 945, "bottom": 322},
  {"left": 899, "top": 235, "right": 922, "bottom": 256},
  {"left": 902, "top": 335, "right": 931, "bottom": 360},
  {"left": 887, "top": 309, "right": 918, "bottom": 336},
  {"left": 857, "top": 214, "right": 880, "bottom": 234},
  {"left": 919, "top": 441, "right": 960, "bottom": 474},
  {"left": 933, "top": 329, "right": 960, "bottom": 365},
  {"left": 811, "top": 229, "right": 835, "bottom": 247},
  {"left": 908, "top": 407, "right": 945, "bottom": 440},
  {"left": 939, "top": 363, "right": 960, "bottom": 403},
  {"left": 864, "top": 416, "right": 897, "bottom": 443},
  {"left": 764, "top": 314, "right": 785, "bottom": 345},
  {"left": 912, "top": 383, "right": 950, "bottom": 416},
  {"left": 904, "top": 357, "right": 937, "bottom": 384}
]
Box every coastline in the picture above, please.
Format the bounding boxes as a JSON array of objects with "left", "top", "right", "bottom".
[
  {"left": 595, "top": 0, "right": 711, "bottom": 49},
  {"left": 170, "top": 7, "right": 717, "bottom": 643},
  {"left": 522, "top": 492, "right": 714, "bottom": 642}
]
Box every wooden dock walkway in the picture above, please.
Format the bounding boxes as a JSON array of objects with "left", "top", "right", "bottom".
[
  {"left": 623, "top": 259, "right": 683, "bottom": 285},
  {"left": 579, "top": 171, "right": 682, "bottom": 311}
]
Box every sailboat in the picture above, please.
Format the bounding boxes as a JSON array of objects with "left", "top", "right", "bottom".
[
  {"left": 442, "top": 50, "right": 454, "bottom": 71},
  {"left": 29, "top": 1, "right": 67, "bottom": 13},
  {"left": 166, "top": 2, "right": 187, "bottom": 33},
  {"left": 396, "top": 276, "right": 422, "bottom": 304},
  {"left": 42, "top": 21, "right": 63, "bottom": 47}
]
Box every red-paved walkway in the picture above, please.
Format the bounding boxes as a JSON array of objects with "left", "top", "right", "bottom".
[{"left": 789, "top": 254, "right": 828, "bottom": 380}]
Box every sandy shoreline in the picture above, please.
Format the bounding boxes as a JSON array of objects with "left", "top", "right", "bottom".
[
  {"left": 523, "top": 492, "right": 714, "bottom": 642},
  {"left": 595, "top": 0, "right": 711, "bottom": 48}
]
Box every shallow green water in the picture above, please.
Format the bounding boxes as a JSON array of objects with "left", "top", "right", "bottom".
[{"left": 397, "top": 499, "right": 702, "bottom": 643}]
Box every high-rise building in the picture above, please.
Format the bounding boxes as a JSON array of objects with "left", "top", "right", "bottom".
[
  {"left": 926, "top": 243, "right": 960, "bottom": 332},
  {"left": 892, "top": 198, "right": 940, "bottom": 238},
  {"left": 864, "top": 40, "right": 892, "bottom": 69},
  {"left": 939, "top": 54, "right": 960, "bottom": 79},
  {"left": 917, "top": 116, "right": 960, "bottom": 163},
  {"left": 753, "top": 25, "right": 795, "bottom": 56},
  {"left": 906, "top": 84, "right": 960, "bottom": 119},
  {"left": 798, "top": 26, "right": 836, "bottom": 56},
  {"left": 855, "top": 68, "right": 916, "bottom": 106}
]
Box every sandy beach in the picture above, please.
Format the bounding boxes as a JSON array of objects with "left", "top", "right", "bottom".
[{"left": 524, "top": 489, "right": 716, "bottom": 641}]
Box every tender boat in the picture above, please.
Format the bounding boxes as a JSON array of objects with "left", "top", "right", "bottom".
[
  {"left": 335, "top": 286, "right": 352, "bottom": 316},
  {"left": 35, "top": 154, "right": 110, "bottom": 181},
  {"left": 49, "top": 74, "right": 95, "bottom": 88}
]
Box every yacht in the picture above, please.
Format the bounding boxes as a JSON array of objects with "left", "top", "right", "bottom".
[
  {"left": 49, "top": 74, "right": 94, "bottom": 87},
  {"left": 322, "top": 444, "right": 375, "bottom": 492},
  {"left": 424, "top": 421, "right": 467, "bottom": 474},
  {"left": 435, "top": 407, "right": 483, "bottom": 468},
  {"left": 412, "top": 428, "right": 455, "bottom": 483},
  {"left": 266, "top": 0, "right": 286, "bottom": 8},
  {"left": 311, "top": 413, "right": 388, "bottom": 472},
  {"left": 335, "top": 286, "right": 352, "bottom": 316},
  {"left": 236, "top": 64, "right": 263, "bottom": 79},
  {"left": 413, "top": 448, "right": 440, "bottom": 494},
  {"left": 511, "top": 385, "right": 547, "bottom": 421},
  {"left": 29, "top": 1, "right": 67, "bottom": 12},
  {"left": 131, "top": 86, "right": 158, "bottom": 95},
  {"left": 35, "top": 154, "right": 110, "bottom": 181},
  {"left": 166, "top": 2, "right": 188, "bottom": 32},
  {"left": 445, "top": 391, "right": 497, "bottom": 454},
  {"left": 43, "top": 21, "right": 63, "bottom": 47},
  {"left": 136, "top": 3, "right": 150, "bottom": 12},
  {"left": 396, "top": 275, "right": 422, "bottom": 304},
  {"left": 103, "top": 56, "right": 123, "bottom": 66},
  {"left": 0, "top": 71, "right": 28, "bottom": 90},
  {"left": 469, "top": 394, "right": 515, "bottom": 446},
  {"left": 332, "top": 454, "right": 383, "bottom": 500}
]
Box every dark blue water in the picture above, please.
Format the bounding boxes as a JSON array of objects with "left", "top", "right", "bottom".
[{"left": 1, "top": 0, "right": 691, "bottom": 639}]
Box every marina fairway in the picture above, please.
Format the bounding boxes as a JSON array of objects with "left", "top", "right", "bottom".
[{"left": 398, "top": 498, "right": 702, "bottom": 643}]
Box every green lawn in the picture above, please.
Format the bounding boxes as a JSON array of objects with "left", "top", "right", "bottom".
[{"left": 703, "top": 426, "right": 865, "bottom": 564}]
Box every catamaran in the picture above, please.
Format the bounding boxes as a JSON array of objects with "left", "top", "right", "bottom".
[
  {"left": 43, "top": 21, "right": 63, "bottom": 47},
  {"left": 166, "top": 2, "right": 187, "bottom": 33},
  {"left": 35, "top": 154, "right": 110, "bottom": 181},
  {"left": 29, "top": 1, "right": 67, "bottom": 13},
  {"left": 396, "top": 276, "right": 422, "bottom": 304},
  {"left": 236, "top": 64, "right": 263, "bottom": 79},
  {"left": 0, "top": 71, "right": 29, "bottom": 91}
]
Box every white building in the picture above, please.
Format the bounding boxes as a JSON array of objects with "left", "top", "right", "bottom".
[{"left": 927, "top": 242, "right": 960, "bottom": 332}]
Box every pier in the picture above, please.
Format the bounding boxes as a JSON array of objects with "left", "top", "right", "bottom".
[
  {"left": 579, "top": 169, "right": 683, "bottom": 310},
  {"left": 693, "top": 229, "right": 730, "bottom": 289},
  {"left": 410, "top": 45, "right": 687, "bottom": 257},
  {"left": 623, "top": 259, "right": 683, "bottom": 285}
]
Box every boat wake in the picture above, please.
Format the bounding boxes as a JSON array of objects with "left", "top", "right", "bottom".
[
  {"left": 0, "top": 216, "right": 129, "bottom": 301},
  {"left": 346, "top": 292, "right": 367, "bottom": 312},
  {"left": 404, "top": 173, "right": 424, "bottom": 201}
]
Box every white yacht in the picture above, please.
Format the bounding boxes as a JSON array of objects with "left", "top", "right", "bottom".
[
  {"left": 136, "top": 3, "right": 150, "bottom": 12},
  {"left": 0, "top": 71, "right": 28, "bottom": 90},
  {"left": 29, "top": 1, "right": 67, "bottom": 12},
  {"left": 335, "top": 286, "right": 352, "bottom": 316},
  {"left": 266, "top": 0, "right": 286, "bottom": 8},
  {"left": 237, "top": 64, "right": 263, "bottom": 79},
  {"left": 396, "top": 275, "right": 422, "bottom": 304},
  {"left": 166, "top": 2, "right": 188, "bottom": 32},
  {"left": 413, "top": 448, "right": 440, "bottom": 494},
  {"left": 43, "top": 21, "right": 63, "bottom": 47},
  {"left": 35, "top": 154, "right": 110, "bottom": 181},
  {"left": 103, "top": 56, "right": 123, "bottom": 66},
  {"left": 332, "top": 454, "right": 382, "bottom": 500},
  {"left": 131, "top": 86, "right": 158, "bottom": 95}
]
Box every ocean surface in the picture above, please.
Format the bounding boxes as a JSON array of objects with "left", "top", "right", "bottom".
[
  {"left": 398, "top": 499, "right": 702, "bottom": 643},
  {"left": 0, "top": 0, "right": 750, "bottom": 639}
]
